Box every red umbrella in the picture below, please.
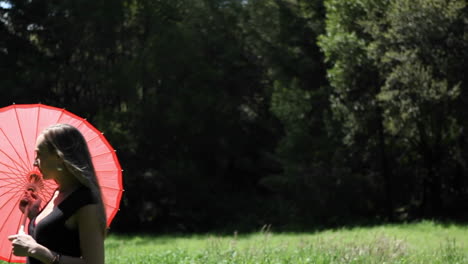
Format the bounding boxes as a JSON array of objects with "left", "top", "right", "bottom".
[{"left": 0, "top": 104, "right": 123, "bottom": 263}]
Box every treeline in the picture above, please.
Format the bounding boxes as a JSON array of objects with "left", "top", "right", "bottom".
[{"left": 1, "top": 0, "right": 467, "bottom": 232}]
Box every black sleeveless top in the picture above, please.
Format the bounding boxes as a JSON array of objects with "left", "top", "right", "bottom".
[{"left": 27, "top": 186, "right": 98, "bottom": 264}]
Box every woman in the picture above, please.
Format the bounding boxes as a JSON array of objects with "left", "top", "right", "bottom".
[{"left": 9, "top": 124, "right": 106, "bottom": 264}]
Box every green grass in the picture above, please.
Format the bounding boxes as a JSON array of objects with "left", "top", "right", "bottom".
[
  {"left": 105, "top": 221, "right": 468, "bottom": 264},
  {"left": 2, "top": 221, "right": 467, "bottom": 263}
]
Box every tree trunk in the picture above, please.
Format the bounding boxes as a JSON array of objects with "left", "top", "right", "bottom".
[{"left": 377, "top": 107, "right": 393, "bottom": 220}]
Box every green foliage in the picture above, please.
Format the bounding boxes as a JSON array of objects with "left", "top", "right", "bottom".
[
  {"left": 1, "top": 0, "right": 468, "bottom": 232},
  {"left": 319, "top": 0, "right": 468, "bottom": 218},
  {"left": 372, "top": 0, "right": 465, "bottom": 138},
  {"left": 369, "top": 0, "right": 467, "bottom": 215},
  {"left": 319, "top": 0, "right": 386, "bottom": 143},
  {"left": 107, "top": 0, "right": 283, "bottom": 232}
]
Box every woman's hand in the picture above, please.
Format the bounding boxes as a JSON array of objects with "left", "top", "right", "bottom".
[
  {"left": 8, "top": 233, "right": 39, "bottom": 257},
  {"left": 19, "top": 187, "right": 42, "bottom": 219}
]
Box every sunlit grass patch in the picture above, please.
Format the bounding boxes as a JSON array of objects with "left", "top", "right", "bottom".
[{"left": 104, "top": 221, "right": 468, "bottom": 263}]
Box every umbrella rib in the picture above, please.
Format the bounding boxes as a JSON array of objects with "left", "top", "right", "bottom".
[
  {"left": 0, "top": 179, "right": 18, "bottom": 188},
  {"left": 0, "top": 168, "right": 24, "bottom": 176},
  {"left": 0, "top": 192, "right": 23, "bottom": 234},
  {"left": 103, "top": 201, "right": 118, "bottom": 209},
  {"left": 0, "top": 128, "right": 30, "bottom": 172},
  {"left": 0, "top": 158, "right": 28, "bottom": 182},
  {"left": 8, "top": 247, "right": 14, "bottom": 263},
  {"left": 0, "top": 188, "right": 22, "bottom": 201},
  {"left": 74, "top": 119, "right": 86, "bottom": 130},
  {"left": 0, "top": 161, "right": 26, "bottom": 179},
  {"left": 0, "top": 157, "right": 28, "bottom": 175},
  {"left": 0, "top": 177, "right": 23, "bottom": 188},
  {"left": 13, "top": 106, "right": 32, "bottom": 168},
  {"left": 35, "top": 105, "right": 41, "bottom": 144},
  {"left": 100, "top": 186, "right": 123, "bottom": 191},
  {"left": 85, "top": 134, "right": 101, "bottom": 146},
  {"left": 0, "top": 146, "right": 29, "bottom": 174},
  {"left": 56, "top": 108, "right": 66, "bottom": 124},
  {"left": 0, "top": 189, "right": 22, "bottom": 210},
  {"left": 0, "top": 177, "right": 29, "bottom": 195},
  {"left": 91, "top": 151, "right": 114, "bottom": 159}
]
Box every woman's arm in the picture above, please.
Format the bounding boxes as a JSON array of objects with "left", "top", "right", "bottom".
[
  {"left": 9, "top": 234, "right": 84, "bottom": 264},
  {"left": 9, "top": 204, "right": 105, "bottom": 264},
  {"left": 45, "top": 204, "right": 104, "bottom": 264},
  {"left": 9, "top": 234, "right": 56, "bottom": 264},
  {"left": 77, "top": 204, "right": 105, "bottom": 264},
  {"left": 9, "top": 234, "right": 87, "bottom": 264}
]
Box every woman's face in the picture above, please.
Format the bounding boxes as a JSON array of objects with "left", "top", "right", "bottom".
[{"left": 34, "top": 134, "right": 61, "bottom": 180}]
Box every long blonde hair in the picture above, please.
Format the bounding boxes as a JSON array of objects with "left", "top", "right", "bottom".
[{"left": 41, "top": 123, "right": 107, "bottom": 234}]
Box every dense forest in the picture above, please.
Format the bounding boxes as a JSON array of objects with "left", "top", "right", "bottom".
[{"left": 1, "top": 0, "right": 467, "bottom": 233}]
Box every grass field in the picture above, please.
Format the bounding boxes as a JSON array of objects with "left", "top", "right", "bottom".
[
  {"left": 2, "top": 221, "right": 467, "bottom": 263},
  {"left": 105, "top": 221, "right": 468, "bottom": 264}
]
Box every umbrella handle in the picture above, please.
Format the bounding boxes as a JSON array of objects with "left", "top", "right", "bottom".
[
  {"left": 18, "top": 205, "right": 29, "bottom": 235},
  {"left": 18, "top": 225, "right": 26, "bottom": 235}
]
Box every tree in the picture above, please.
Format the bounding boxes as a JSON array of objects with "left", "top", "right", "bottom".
[
  {"left": 319, "top": 0, "right": 468, "bottom": 218},
  {"left": 318, "top": 0, "right": 395, "bottom": 219},
  {"left": 0, "top": 0, "right": 127, "bottom": 112},
  {"left": 111, "top": 0, "right": 282, "bottom": 231},
  {"left": 369, "top": 0, "right": 467, "bottom": 216}
]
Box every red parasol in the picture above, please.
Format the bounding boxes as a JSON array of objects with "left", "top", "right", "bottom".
[{"left": 0, "top": 104, "right": 123, "bottom": 263}]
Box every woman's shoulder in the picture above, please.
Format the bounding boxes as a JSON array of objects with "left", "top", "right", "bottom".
[
  {"left": 58, "top": 185, "right": 99, "bottom": 214},
  {"left": 73, "top": 185, "right": 99, "bottom": 204}
]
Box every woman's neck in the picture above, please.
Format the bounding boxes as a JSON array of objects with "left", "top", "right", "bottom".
[{"left": 56, "top": 171, "right": 81, "bottom": 194}]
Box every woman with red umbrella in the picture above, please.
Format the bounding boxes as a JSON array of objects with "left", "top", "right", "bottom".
[{"left": 9, "top": 124, "right": 106, "bottom": 264}]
